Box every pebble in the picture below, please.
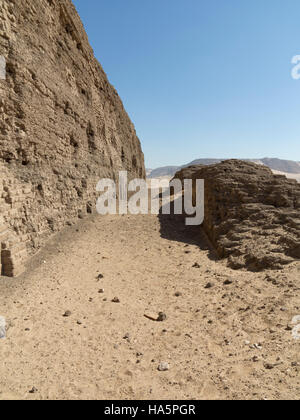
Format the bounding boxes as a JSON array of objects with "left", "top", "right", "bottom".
[
  {"left": 63, "top": 311, "right": 72, "bottom": 317},
  {"left": 0, "top": 316, "right": 6, "bottom": 339},
  {"left": 205, "top": 282, "right": 214, "bottom": 289},
  {"left": 158, "top": 362, "right": 170, "bottom": 372},
  {"left": 224, "top": 279, "right": 233, "bottom": 285},
  {"left": 98, "top": 289, "right": 105, "bottom": 294},
  {"left": 292, "top": 315, "right": 300, "bottom": 324},
  {"left": 264, "top": 362, "right": 277, "bottom": 370},
  {"left": 291, "top": 362, "right": 298, "bottom": 367},
  {"left": 112, "top": 297, "right": 120, "bottom": 303},
  {"left": 29, "top": 387, "right": 38, "bottom": 394},
  {"left": 193, "top": 263, "right": 200, "bottom": 269},
  {"left": 157, "top": 312, "right": 167, "bottom": 322},
  {"left": 253, "top": 343, "right": 262, "bottom": 350},
  {"left": 285, "top": 325, "right": 293, "bottom": 331},
  {"left": 175, "top": 292, "right": 182, "bottom": 297}
]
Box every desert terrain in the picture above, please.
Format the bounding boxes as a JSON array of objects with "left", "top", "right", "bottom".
[
  {"left": 0, "top": 0, "right": 299, "bottom": 402},
  {"left": 0, "top": 209, "right": 299, "bottom": 400},
  {"left": 271, "top": 170, "right": 300, "bottom": 183},
  {"left": 147, "top": 158, "right": 300, "bottom": 180}
]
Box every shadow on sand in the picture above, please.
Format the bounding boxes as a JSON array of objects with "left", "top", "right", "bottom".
[{"left": 157, "top": 196, "right": 218, "bottom": 262}]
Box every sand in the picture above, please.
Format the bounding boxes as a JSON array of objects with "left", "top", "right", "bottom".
[{"left": 0, "top": 212, "right": 299, "bottom": 400}]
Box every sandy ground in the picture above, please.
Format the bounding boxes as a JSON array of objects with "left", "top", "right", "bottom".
[{"left": 0, "top": 212, "right": 299, "bottom": 400}]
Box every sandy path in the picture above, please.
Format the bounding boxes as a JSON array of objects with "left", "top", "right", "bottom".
[{"left": 0, "top": 213, "right": 299, "bottom": 400}]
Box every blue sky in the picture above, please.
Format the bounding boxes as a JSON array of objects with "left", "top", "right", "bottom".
[{"left": 73, "top": 0, "right": 300, "bottom": 168}]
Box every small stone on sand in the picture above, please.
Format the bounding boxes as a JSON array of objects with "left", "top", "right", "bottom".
[
  {"left": 112, "top": 297, "right": 120, "bottom": 303},
  {"left": 157, "top": 312, "right": 167, "bottom": 322},
  {"left": 224, "top": 279, "right": 233, "bottom": 285},
  {"left": 158, "top": 362, "right": 170, "bottom": 372}
]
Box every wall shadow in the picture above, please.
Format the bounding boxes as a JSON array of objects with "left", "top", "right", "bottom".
[{"left": 158, "top": 196, "right": 218, "bottom": 262}]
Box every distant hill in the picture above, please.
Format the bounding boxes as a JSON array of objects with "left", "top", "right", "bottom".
[
  {"left": 250, "top": 158, "right": 300, "bottom": 174},
  {"left": 146, "top": 166, "right": 181, "bottom": 178},
  {"left": 147, "top": 158, "right": 300, "bottom": 178},
  {"left": 182, "top": 158, "right": 223, "bottom": 168}
]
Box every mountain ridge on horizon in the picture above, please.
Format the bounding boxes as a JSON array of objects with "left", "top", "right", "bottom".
[{"left": 147, "top": 157, "right": 300, "bottom": 178}]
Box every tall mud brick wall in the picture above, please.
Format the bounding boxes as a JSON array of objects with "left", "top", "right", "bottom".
[{"left": 0, "top": 0, "right": 145, "bottom": 276}]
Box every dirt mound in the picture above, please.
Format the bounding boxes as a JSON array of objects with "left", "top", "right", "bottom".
[{"left": 174, "top": 160, "right": 300, "bottom": 270}]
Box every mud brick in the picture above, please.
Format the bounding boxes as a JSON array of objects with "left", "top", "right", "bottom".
[{"left": 0, "top": 0, "right": 145, "bottom": 277}]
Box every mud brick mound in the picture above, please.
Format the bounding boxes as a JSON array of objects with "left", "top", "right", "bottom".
[
  {"left": 0, "top": 0, "right": 145, "bottom": 276},
  {"left": 175, "top": 160, "right": 300, "bottom": 270}
]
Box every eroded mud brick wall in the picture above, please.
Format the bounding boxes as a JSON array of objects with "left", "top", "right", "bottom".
[
  {"left": 0, "top": 0, "right": 145, "bottom": 276},
  {"left": 175, "top": 160, "right": 300, "bottom": 271}
]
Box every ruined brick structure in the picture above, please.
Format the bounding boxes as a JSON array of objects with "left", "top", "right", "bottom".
[
  {"left": 175, "top": 160, "right": 300, "bottom": 271},
  {"left": 0, "top": 0, "right": 145, "bottom": 276}
]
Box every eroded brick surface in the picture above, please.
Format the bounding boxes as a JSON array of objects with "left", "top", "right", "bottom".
[
  {"left": 0, "top": 0, "right": 145, "bottom": 276},
  {"left": 175, "top": 160, "right": 300, "bottom": 270}
]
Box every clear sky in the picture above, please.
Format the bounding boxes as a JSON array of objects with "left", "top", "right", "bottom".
[{"left": 73, "top": 0, "right": 300, "bottom": 168}]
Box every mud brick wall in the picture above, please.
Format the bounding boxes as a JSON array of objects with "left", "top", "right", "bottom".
[
  {"left": 0, "top": 0, "right": 145, "bottom": 276},
  {"left": 175, "top": 160, "right": 300, "bottom": 271}
]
